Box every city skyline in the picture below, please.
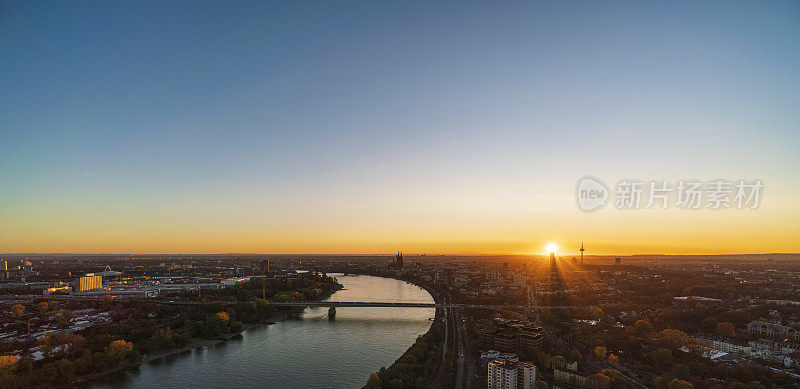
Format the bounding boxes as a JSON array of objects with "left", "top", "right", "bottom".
[{"left": 2, "top": 3, "right": 800, "bottom": 388}]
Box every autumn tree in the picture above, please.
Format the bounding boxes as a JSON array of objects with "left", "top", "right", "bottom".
[
  {"left": 607, "top": 353, "right": 619, "bottom": 367},
  {"left": 654, "top": 329, "right": 693, "bottom": 351},
  {"left": 667, "top": 378, "right": 694, "bottom": 389},
  {"left": 600, "top": 369, "right": 617, "bottom": 379},
  {"left": 214, "top": 311, "right": 229, "bottom": 323},
  {"left": 716, "top": 322, "right": 735, "bottom": 338},
  {"left": 10, "top": 304, "right": 24, "bottom": 319},
  {"left": 57, "top": 333, "right": 87, "bottom": 359},
  {"left": 593, "top": 345, "right": 607, "bottom": 360},
  {"left": 105, "top": 339, "right": 134, "bottom": 365},
  {"left": 204, "top": 311, "right": 231, "bottom": 337},
  {"left": 652, "top": 308, "right": 678, "bottom": 330},
  {"left": 38, "top": 336, "right": 55, "bottom": 359},
  {"left": 629, "top": 319, "right": 654, "bottom": 336},
  {"left": 0, "top": 355, "right": 18, "bottom": 378},
  {"left": 365, "top": 373, "right": 381, "bottom": 389},
  {"left": 586, "top": 373, "right": 611, "bottom": 389},
  {"left": 254, "top": 298, "right": 269, "bottom": 313},
  {"left": 586, "top": 306, "right": 603, "bottom": 320}
]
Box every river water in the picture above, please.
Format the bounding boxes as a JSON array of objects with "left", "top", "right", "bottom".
[{"left": 92, "top": 274, "right": 435, "bottom": 388}]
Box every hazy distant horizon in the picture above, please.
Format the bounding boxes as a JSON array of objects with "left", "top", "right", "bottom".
[{"left": 3, "top": 251, "right": 799, "bottom": 258}]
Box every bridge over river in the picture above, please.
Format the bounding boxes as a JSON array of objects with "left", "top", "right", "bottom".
[
  {"left": 149, "top": 300, "right": 513, "bottom": 318},
  {"left": 265, "top": 301, "right": 534, "bottom": 319},
  {"left": 267, "top": 301, "right": 505, "bottom": 309}
]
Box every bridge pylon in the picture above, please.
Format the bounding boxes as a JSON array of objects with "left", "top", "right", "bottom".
[{"left": 328, "top": 306, "right": 336, "bottom": 321}]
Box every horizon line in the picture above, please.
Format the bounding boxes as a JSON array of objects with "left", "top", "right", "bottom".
[{"left": 1, "top": 252, "right": 798, "bottom": 257}]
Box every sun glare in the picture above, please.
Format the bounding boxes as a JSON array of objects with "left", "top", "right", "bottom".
[{"left": 545, "top": 243, "right": 558, "bottom": 255}]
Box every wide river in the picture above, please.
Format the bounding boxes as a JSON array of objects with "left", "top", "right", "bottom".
[{"left": 93, "top": 274, "right": 435, "bottom": 388}]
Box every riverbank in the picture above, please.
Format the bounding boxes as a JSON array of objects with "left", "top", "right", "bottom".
[
  {"left": 359, "top": 273, "right": 445, "bottom": 389},
  {"left": 68, "top": 309, "right": 292, "bottom": 388},
  {"left": 139, "top": 309, "right": 292, "bottom": 364},
  {"left": 62, "top": 274, "right": 429, "bottom": 388},
  {"left": 64, "top": 277, "right": 343, "bottom": 388}
]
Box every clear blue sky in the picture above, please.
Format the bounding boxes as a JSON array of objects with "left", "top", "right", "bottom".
[{"left": 1, "top": 1, "right": 799, "bottom": 254}]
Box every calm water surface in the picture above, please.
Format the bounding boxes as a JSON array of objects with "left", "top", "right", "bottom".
[{"left": 93, "top": 274, "right": 434, "bottom": 388}]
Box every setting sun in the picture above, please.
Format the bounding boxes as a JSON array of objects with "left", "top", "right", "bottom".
[{"left": 545, "top": 243, "right": 558, "bottom": 255}]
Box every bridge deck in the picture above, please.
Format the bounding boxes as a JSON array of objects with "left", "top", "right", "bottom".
[{"left": 268, "top": 301, "right": 504, "bottom": 309}]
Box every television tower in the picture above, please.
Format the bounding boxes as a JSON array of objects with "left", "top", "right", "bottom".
[{"left": 580, "top": 242, "right": 585, "bottom": 265}]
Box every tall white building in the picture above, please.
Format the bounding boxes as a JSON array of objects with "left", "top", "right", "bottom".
[
  {"left": 488, "top": 359, "right": 517, "bottom": 389},
  {"left": 518, "top": 362, "right": 537, "bottom": 389},
  {"left": 488, "top": 358, "right": 537, "bottom": 389}
]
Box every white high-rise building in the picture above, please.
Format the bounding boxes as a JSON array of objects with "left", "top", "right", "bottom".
[
  {"left": 488, "top": 359, "right": 517, "bottom": 389},
  {"left": 518, "top": 362, "right": 537, "bottom": 389}
]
